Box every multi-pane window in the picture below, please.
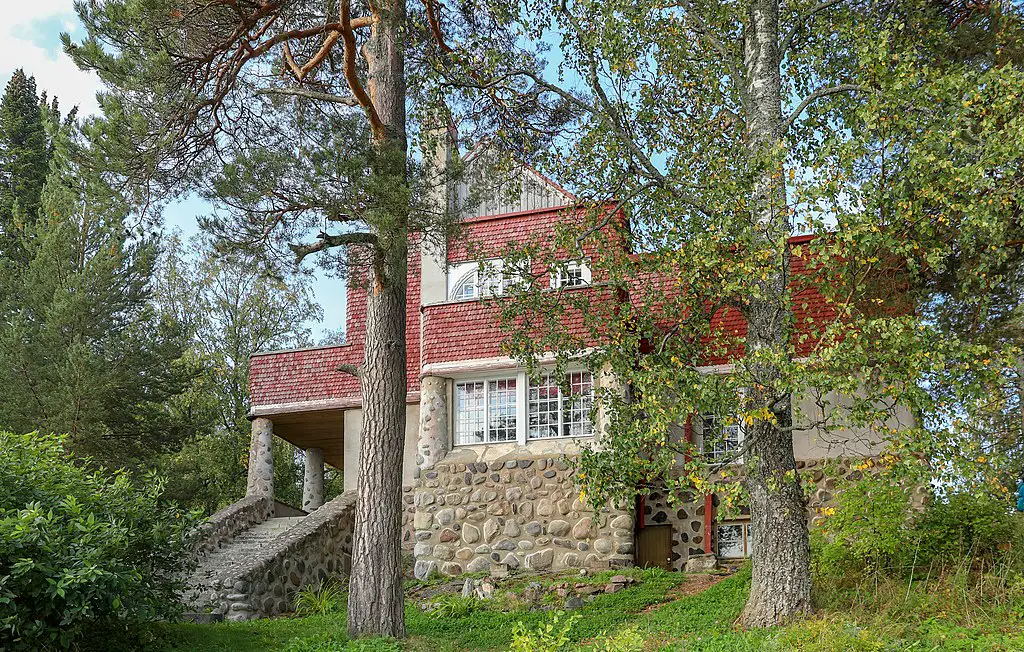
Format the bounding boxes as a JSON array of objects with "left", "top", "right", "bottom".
[
  {"left": 717, "top": 521, "right": 755, "bottom": 559},
  {"left": 454, "top": 378, "right": 518, "bottom": 445},
  {"left": 551, "top": 260, "right": 591, "bottom": 289},
  {"left": 453, "top": 371, "right": 595, "bottom": 445},
  {"left": 487, "top": 379, "right": 518, "bottom": 442},
  {"left": 454, "top": 381, "right": 486, "bottom": 444},
  {"left": 528, "top": 372, "right": 595, "bottom": 440},
  {"left": 702, "top": 413, "right": 743, "bottom": 462}
]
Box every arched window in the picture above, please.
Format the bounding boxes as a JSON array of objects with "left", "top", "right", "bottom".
[
  {"left": 449, "top": 268, "right": 479, "bottom": 301},
  {"left": 447, "top": 259, "right": 510, "bottom": 301}
]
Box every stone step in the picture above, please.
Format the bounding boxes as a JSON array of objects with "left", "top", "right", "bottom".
[{"left": 184, "top": 516, "right": 308, "bottom": 612}]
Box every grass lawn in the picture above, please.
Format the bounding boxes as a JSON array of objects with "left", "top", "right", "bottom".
[{"left": 154, "top": 566, "right": 1024, "bottom": 651}]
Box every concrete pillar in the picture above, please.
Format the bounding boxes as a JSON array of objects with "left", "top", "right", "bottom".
[
  {"left": 302, "top": 447, "right": 325, "bottom": 511},
  {"left": 246, "top": 417, "right": 275, "bottom": 499},
  {"left": 417, "top": 376, "right": 449, "bottom": 472}
]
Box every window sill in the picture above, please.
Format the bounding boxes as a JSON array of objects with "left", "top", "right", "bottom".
[{"left": 452, "top": 434, "right": 594, "bottom": 448}]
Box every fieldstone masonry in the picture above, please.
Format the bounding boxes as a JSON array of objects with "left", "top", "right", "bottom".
[
  {"left": 642, "top": 490, "right": 706, "bottom": 569},
  {"left": 201, "top": 491, "right": 356, "bottom": 621},
  {"left": 302, "top": 447, "right": 325, "bottom": 511},
  {"left": 417, "top": 376, "right": 450, "bottom": 471},
  {"left": 412, "top": 456, "right": 634, "bottom": 578},
  {"left": 194, "top": 494, "right": 274, "bottom": 556},
  {"left": 247, "top": 417, "right": 275, "bottom": 498}
]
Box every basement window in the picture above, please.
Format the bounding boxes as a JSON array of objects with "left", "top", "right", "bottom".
[{"left": 717, "top": 520, "right": 754, "bottom": 559}]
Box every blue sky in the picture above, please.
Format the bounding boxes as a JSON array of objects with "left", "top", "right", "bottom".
[{"left": 4, "top": 3, "right": 347, "bottom": 340}]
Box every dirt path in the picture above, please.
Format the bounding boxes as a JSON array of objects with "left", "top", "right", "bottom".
[{"left": 639, "top": 572, "right": 729, "bottom": 614}]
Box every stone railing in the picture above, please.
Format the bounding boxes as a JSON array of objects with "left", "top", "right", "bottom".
[
  {"left": 210, "top": 491, "right": 356, "bottom": 621},
  {"left": 195, "top": 494, "right": 274, "bottom": 555}
]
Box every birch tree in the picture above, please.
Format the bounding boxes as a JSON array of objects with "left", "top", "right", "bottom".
[{"left": 427, "top": 0, "right": 1024, "bottom": 626}]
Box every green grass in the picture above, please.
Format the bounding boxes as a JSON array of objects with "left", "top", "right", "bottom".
[{"left": 153, "top": 567, "right": 1024, "bottom": 652}]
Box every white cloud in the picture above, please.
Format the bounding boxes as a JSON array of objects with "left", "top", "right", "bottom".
[{"left": 0, "top": 1, "right": 102, "bottom": 116}]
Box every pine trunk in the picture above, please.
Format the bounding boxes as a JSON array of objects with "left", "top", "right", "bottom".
[
  {"left": 347, "top": 0, "right": 410, "bottom": 638},
  {"left": 347, "top": 271, "right": 408, "bottom": 637},
  {"left": 737, "top": 0, "right": 813, "bottom": 628}
]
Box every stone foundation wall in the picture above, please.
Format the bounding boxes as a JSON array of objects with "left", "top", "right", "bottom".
[
  {"left": 209, "top": 491, "right": 356, "bottom": 621},
  {"left": 412, "top": 456, "right": 633, "bottom": 578},
  {"left": 403, "top": 484, "right": 415, "bottom": 550},
  {"left": 641, "top": 491, "right": 706, "bottom": 569},
  {"left": 195, "top": 495, "right": 273, "bottom": 555}
]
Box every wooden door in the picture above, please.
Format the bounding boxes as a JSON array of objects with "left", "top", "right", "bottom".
[{"left": 636, "top": 525, "right": 673, "bottom": 570}]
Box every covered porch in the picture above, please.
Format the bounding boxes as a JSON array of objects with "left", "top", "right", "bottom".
[{"left": 246, "top": 405, "right": 356, "bottom": 512}]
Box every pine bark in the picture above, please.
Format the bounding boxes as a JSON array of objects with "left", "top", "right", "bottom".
[
  {"left": 737, "top": 0, "right": 813, "bottom": 627},
  {"left": 346, "top": 0, "right": 410, "bottom": 638}
]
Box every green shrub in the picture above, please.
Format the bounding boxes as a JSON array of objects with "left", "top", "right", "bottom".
[
  {"left": 510, "top": 612, "right": 580, "bottom": 652},
  {"left": 811, "top": 472, "right": 913, "bottom": 581},
  {"left": 812, "top": 469, "right": 1024, "bottom": 616},
  {"left": 426, "top": 594, "right": 482, "bottom": 619},
  {"left": 586, "top": 626, "right": 646, "bottom": 651},
  {"left": 0, "top": 432, "right": 200, "bottom": 650},
  {"left": 294, "top": 580, "right": 346, "bottom": 616},
  {"left": 911, "top": 491, "right": 1019, "bottom": 565}
]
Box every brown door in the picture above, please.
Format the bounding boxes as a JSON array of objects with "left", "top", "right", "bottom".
[{"left": 636, "top": 525, "right": 673, "bottom": 570}]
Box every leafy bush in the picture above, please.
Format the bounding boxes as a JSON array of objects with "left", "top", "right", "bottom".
[
  {"left": 812, "top": 469, "right": 1022, "bottom": 594},
  {"left": 0, "top": 432, "right": 200, "bottom": 650},
  {"left": 811, "top": 472, "right": 913, "bottom": 580},
  {"left": 586, "top": 626, "right": 646, "bottom": 652},
  {"left": 426, "top": 594, "right": 482, "bottom": 619},
  {"left": 294, "top": 580, "right": 345, "bottom": 616},
  {"left": 912, "top": 491, "right": 1020, "bottom": 565},
  {"left": 510, "top": 612, "right": 580, "bottom": 652}
]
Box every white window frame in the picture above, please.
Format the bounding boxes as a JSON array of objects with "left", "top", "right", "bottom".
[
  {"left": 453, "top": 376, "right": 520, "bottom": 445},
  {"left": 716, "top": 520, "right": 754, "bottom": 559},
  {"left": 451, "top": 370, "right": 596, "bottom": 446},
  {"left": 550, "top": 259, "right": 591, "bottom": 289},
  {"left": 701, "top": 412, "right": 744, "bottom": 463},
  {"left": 527, "top": 371, "right": 595, "bottom": 441}
]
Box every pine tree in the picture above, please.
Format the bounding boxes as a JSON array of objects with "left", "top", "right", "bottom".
[
  {"left": 0, "top": 116, "right": 192, "bottom": 468},
  {"left": 0, "top": 70, "right": 50, "bottom": 267}
]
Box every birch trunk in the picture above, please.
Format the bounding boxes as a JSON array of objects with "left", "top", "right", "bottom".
[
  {"left": 347, "top": 0, "right": 410, "bottom": 637},
  {"left": 738, "top": 0, "right": 813, "bottom": 627}
]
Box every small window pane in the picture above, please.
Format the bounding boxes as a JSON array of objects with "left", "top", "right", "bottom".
[
  {"left": 528, "top": 372, "right": 595, "bottom": 440},
  {"left": 703, "top": 414, "right": 742, "bottom": 461},
  {"left": 454, "top": 381, "right": 485, "bottom": 445},
  {"left": 551, "top": 260, "right": 590, "bottom": 289},
  {"left": 487, "top": 379, "right": 517, "bottom": 442},
  {"left": 450, "top": 270, "right": 478, "bottom": 300}
]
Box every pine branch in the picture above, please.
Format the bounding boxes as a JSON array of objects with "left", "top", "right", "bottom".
[
  {"left": 256, "top": 87, "right": 361, "bottom": 105},
  {"left": 289, "top": 231, "right": 378, "bottom": 264}
]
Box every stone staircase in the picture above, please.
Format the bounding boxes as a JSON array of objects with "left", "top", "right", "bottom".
[
  {"left": 183, "top": 492, "right": 356, "bottom": 621},
  {"left": 185, "top": 516, "right": 305, "bottom": 614}
]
